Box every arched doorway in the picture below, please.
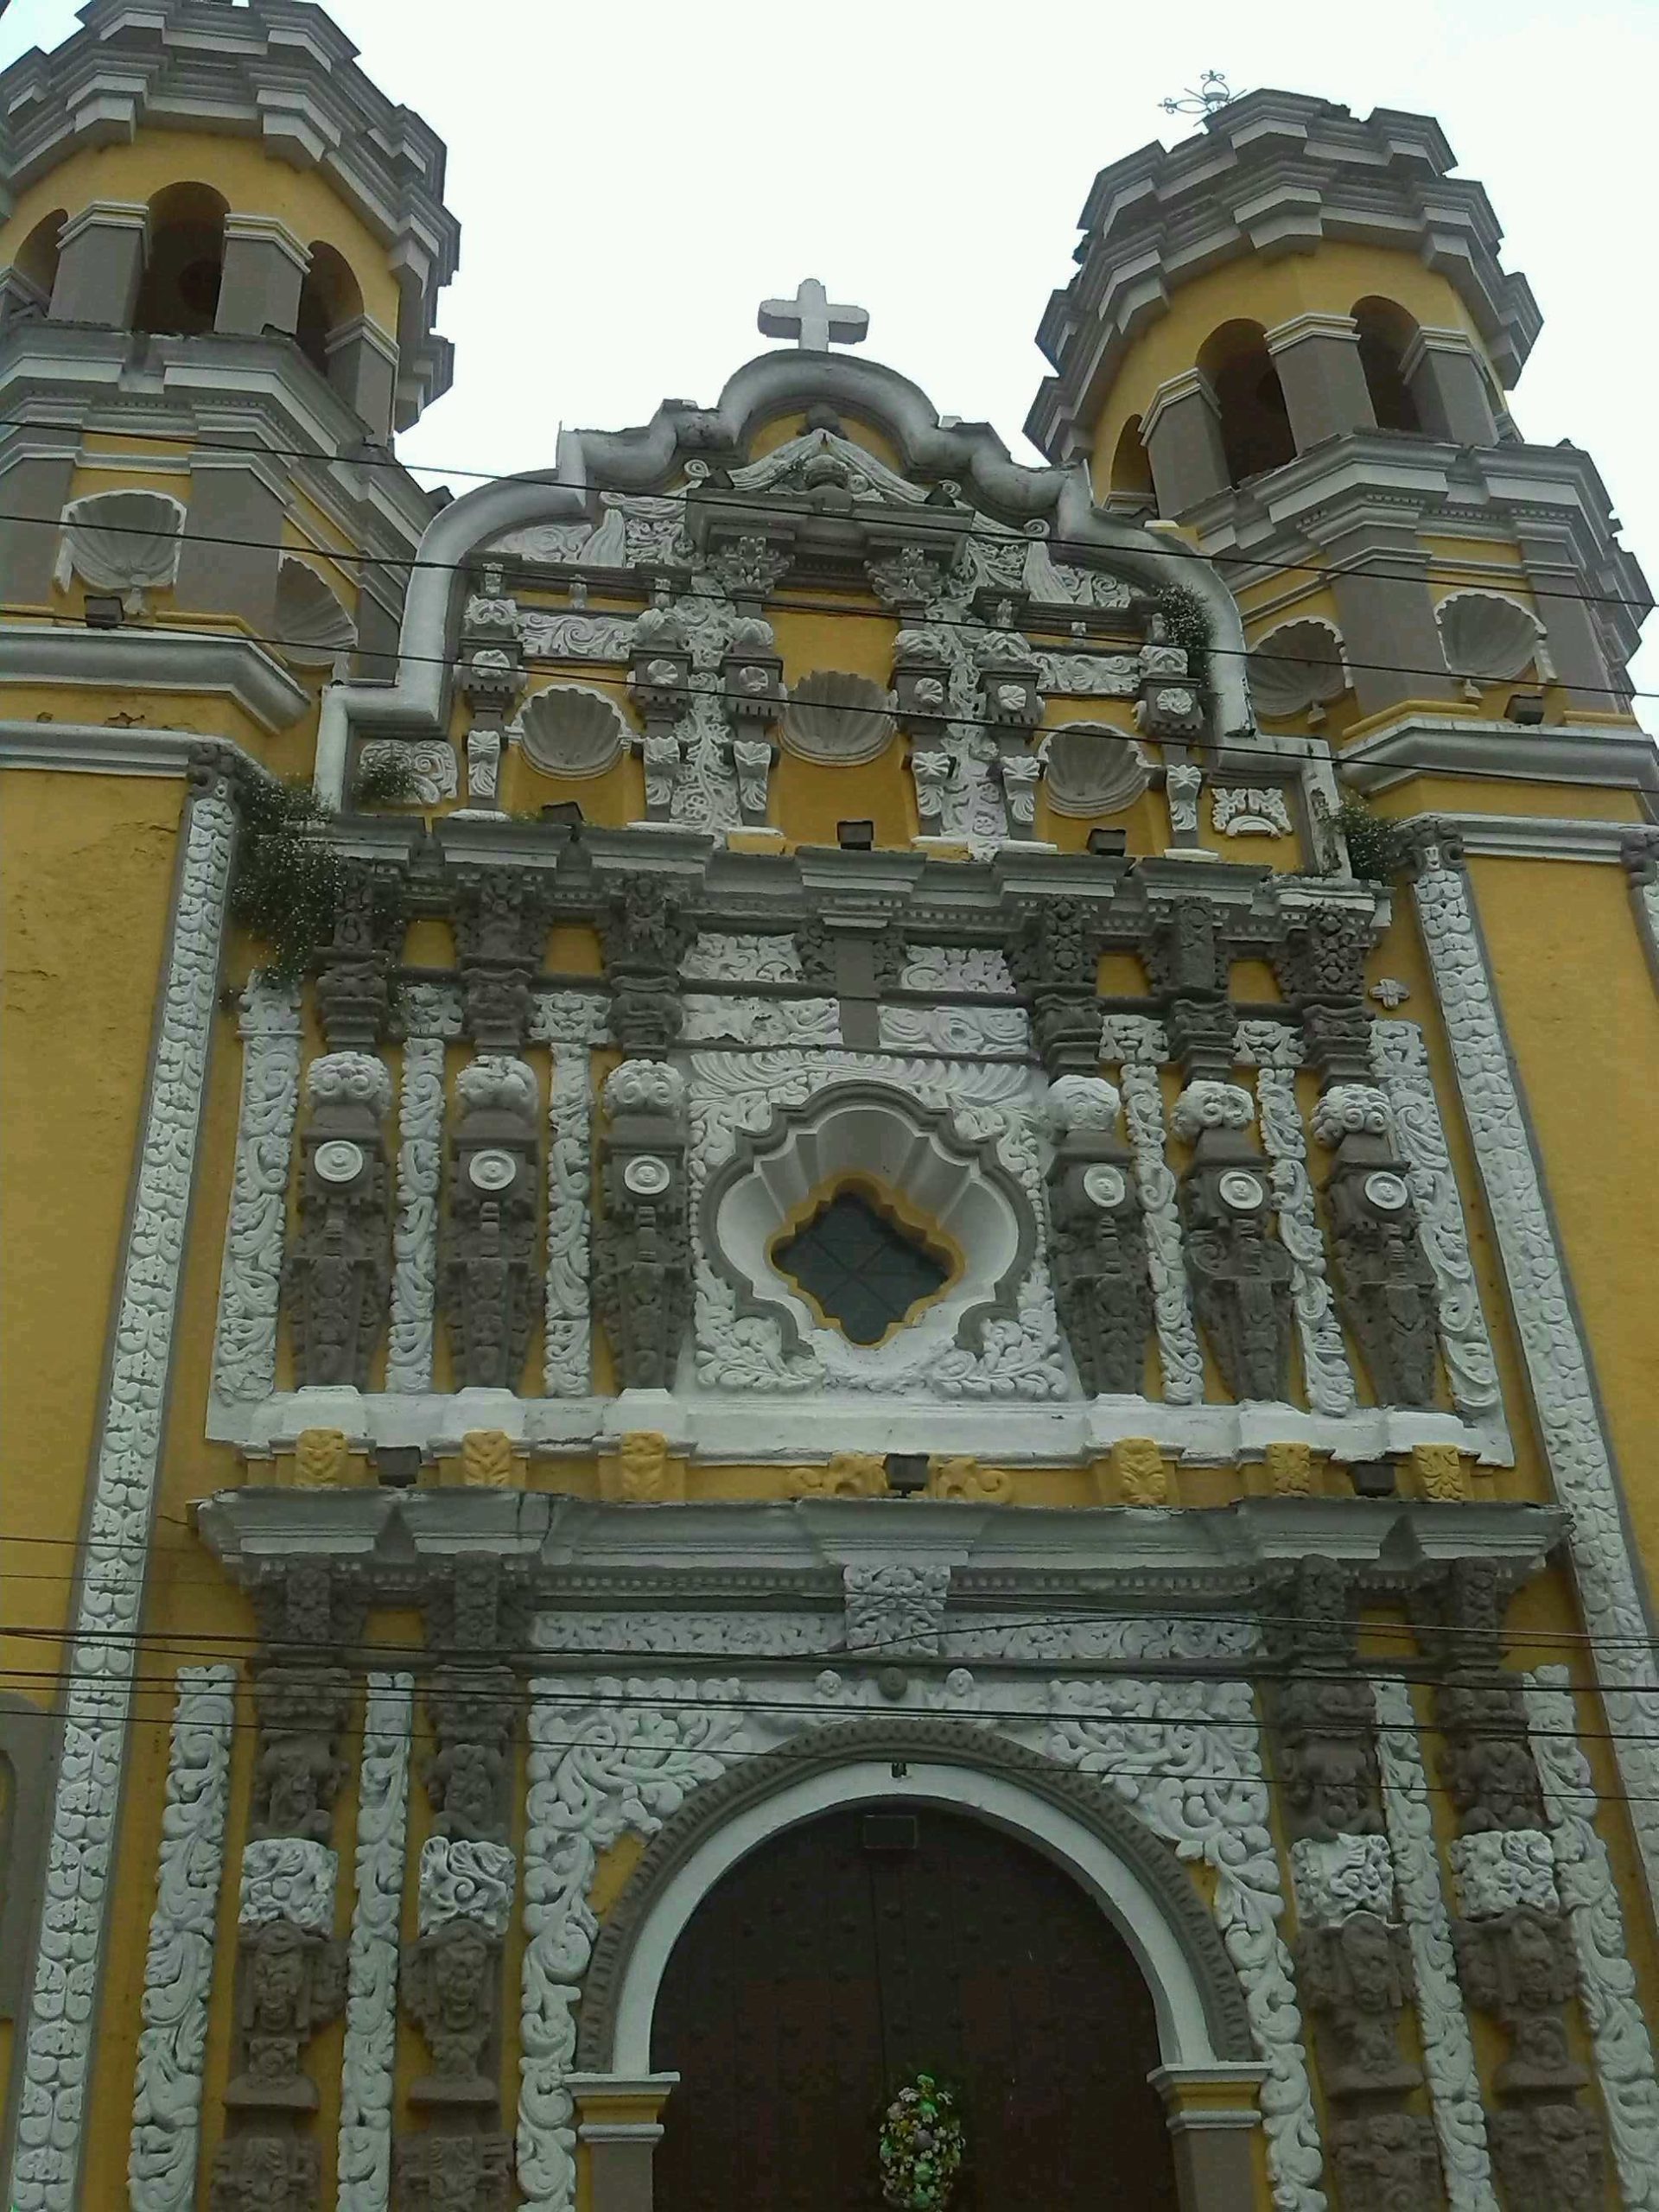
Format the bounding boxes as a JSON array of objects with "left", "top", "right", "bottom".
[{"left": 650, "top": 1801, "right": 1177, "bottom": 2211}]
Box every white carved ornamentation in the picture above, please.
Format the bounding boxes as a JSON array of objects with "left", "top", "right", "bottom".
[
  {"left": 684, "top": 995, "right": 840, "bottom": 1048},
  {"left": 1212, "top": 786, "right": 1294, "bottom": 838},
  {"left": 1525, "top": 1667, "right": 1659, "bottom": 2207},
  {"left": 386, "top": 988, "right": 463, "bottom": 1395},
  {"left": 1044, "top": 1074, "right": 1122, "bottom": 1137},
  {"left": 894, "top": 620, "right": 1009, "bottom": 842},
  {"left": 603, "top": 1058, "right": 686, "bottom": 1117},
  {"left": 843, "top": 1564, "right": 950, "bottom": 1657},
  {"left": 358, "top": 739, "right": 456, "bottom": 805},
  {"left": 338, "top": 1672, "right": 414, "bottom": 2212},
  {"left": 239, "top": 1836, "right": 339, "bottom": 1933},
  {"left": 1040, "top": 724, "right": 1151, "bottom": 817},
  {"left": 1369, "top": 1020, "right": 1502, "bottom": 1428},
  {"left": 211, "top": 982, "right": 302, "bottom": 1405},
  {"left": 1100, "top": 1016, "right": 1204, "bottom": 1406},
  {"left": 1309, "top": 1084, "right": 1391, "bottom": 1145},
  {"left": 15, "top": 774, "right": 235, "bottom": 2212},
  {"left": 543, "top": 1046, "right": 594, "bottom": 1397},
  {"left": 1446, "top": 1828, "right": 1559, "bottom": 1919},
  {"left": 1164, "top": 760, "right": 1203, "bottom": 839},
  {"left": 1413, "top": 849, "right": 1659, "bottom": 1912},
  {"left": 1033, "top": 652, "right": 1139, "bottom": 698},
  {"left": 127, "top": 1665, "right": 238, "bottom": 2212},
  {"left": 467, "top": 726, "right": 503, "bottom": 805},
  {"left": 681, "top": 934, "right": 804, "bottom": 985},
  {"left": 1171, "top": 1078, "right": 1253, "bottom": 1138},
  {"left": 1373, "top": 1678, "right": 1497, "bottom": 2211},
  {"left": 1043, "top": 1678, "right": 1325, "bottom": 2212},
  {"left": 1234, "top": 1029, "right": 1356, "bottom": 1417},
  {"left": 901, "top": 946, "right": 1015, "bottom": 995},
  {"left": 513, "top": 685, "right": 630, "bottom": 779},
  {"left": 55, "top": 487, "right": 184, "bottom": 611},
  {"left": 878, "top": 1002, "right": 1028, "bottom": 1056},
  {"left": 418, "top": 1835, "right": 517, "bottom": 1937},
  {"left": 1289, "top": 1834, "right": 1394, "bottom": 1927},
  {"left": 518, "top": 1682, "right": 755, "bottom": 2212}
]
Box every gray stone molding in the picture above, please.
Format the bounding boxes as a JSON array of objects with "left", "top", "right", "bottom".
[
  {"left": 0, "top": 622, "right": 309, "bottom": 733},
  {"left": 0, "top": 0, "right": 459, "bottom": 422},
  {"left": 1524, "top": 1667, "right": 1659, "bottom": 2207},
  {"left": 211, "top": 982, "right": 302, "bottom": 1408},
  {"left": 1342, "top": 717, "right": 1659, "bottom": 799},
  {"left": 575, "top": 1716, "right": 1253, "bottom": 2072},
  {"left": 127, "top": 1665, "right": 238, "bottom": 2212},
  {"left": 9, "top": 760, "right": 236, "bottom": 2212},
  {"left": 543, "top": 1042, "right": 595, "bottom": 1397},
  {"left": 338, "top": 1672, "right": 414, "bottom": 2212},
  {"left": 1373, "top": 1677, "right": 1498, "bottom": 2211},
  {"left": 1030, "top": 91, "right": 1539, "bottom": 461},
  {"left": 1410, "top": 833, "right": 1659, "bottom": 1930}
]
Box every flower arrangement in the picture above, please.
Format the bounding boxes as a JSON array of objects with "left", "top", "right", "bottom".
[{"left": 878, "top": 2071, "right": 964, "bottom": 2211}]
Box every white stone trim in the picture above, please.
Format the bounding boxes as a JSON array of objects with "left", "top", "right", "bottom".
[
  {"left": 1372, "top": 1676, "right": 1497, "bottom": 2212},
  {"left": 127, "top": 1665, "right": 238, "bottom": 2212},
  {"left": 338, "top": 1671, "right": 414, "bottom": 2212},
  {"left": 210, "top": 982, "right": 302, "bottom": 1406},
  {"left": 385, "top": 988, "right": 461, "bottom": 1394},
  {"left": 10, "top": 773, "right": 235, "bottom": 2212},
  {"left": 543, "top": 1046, "right": 593, "bottom": 1397},
  {"left": 1412, "top": 840, "right": 1659, "bottom": 1923},
  {"left": 0, "top": 624, "right": 309, "bottom": 734},
  {"left": 1100, "top": 1015, "right": 1205, "bottom": 1406},
  {"left": 1339, "top": 717, "right": 1659, "bottom": 798},
  {"left": 1524, "top": 1667, "right": 1659, "bottom": 2208}
]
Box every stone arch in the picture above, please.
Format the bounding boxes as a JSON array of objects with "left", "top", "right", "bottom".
[
  {"left": 8, "top": 208, "right": 66, "bottom": 316},
  {"left": 134, "top": 181, "right": 227, "bottom": 336},
  {"left": 576, "top": 1716, "right": 1254, "bottom": 2075},
  {"left": 1197, "top": 319, "right": 1295, "bottom": 486},
  {"left": 1352, "top": 296, "right": 1423, "bottom": 432},
  {"left": 1109, "top": 412, "right": 1155, "bottom": 505},
  {"left": 296, "top": 238, "right": 364, "bottom": 382}
]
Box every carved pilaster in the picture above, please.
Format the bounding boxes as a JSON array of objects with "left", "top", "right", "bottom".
[
  {"left": 1007, "top": 897, "right": 1103, "bottom": 1074},
  {"left": 315, "top": 861, "right": 406, "bottom": 1052},
  {"left": 592, "top": 1058, "right": 691, "bottom": 1389},
  {"left": 441, "top": 1055, "right": 540, "bottom": 1390},
  {"left": 1294, "top": 1914, "right": 1419, "bottom": 2099},
  {"left": 599, "top": 877, "right": 690, "bottom": 1056},
  {"left": 452, "top": 868, "right": 550, "bottom": 1053},
  {"left": 1042, "top": 1075, "right": 1151, "bottom": 1395},
  {"left": 1172, "top": 1079, "right": 1292, "bottom": 1402},
  {"left": 1267, "top": 1561, "right": 1382, "bottom": 1843},
  {"left": 283, "top": 1050, "right": 394, "bottom": 1389},
  {"left": 1310, "top": 1083, "right": 1440, "bottom": 1408}
]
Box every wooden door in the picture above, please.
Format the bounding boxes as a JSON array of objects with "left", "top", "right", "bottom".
[{"left": 651, "top": 1802, "right": 1177, "bottom": 2211}]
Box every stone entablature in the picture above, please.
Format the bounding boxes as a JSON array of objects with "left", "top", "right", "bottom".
[{"left": 1028, "top": 88, "right": 1541, "bottom": 461}]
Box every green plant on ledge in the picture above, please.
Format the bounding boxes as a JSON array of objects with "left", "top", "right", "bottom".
[
  {"left": 350, "top": 748, "right": 422, "bottom": 810},
  {"left": 229, "top": 776, "right": 341, "bottom": 989},
  {"left": 1154, "top": 582, "right": 1212, "bottom": 695},
  {"left": 1335, "top": 798, "right": 1412, "bottom": 885}
]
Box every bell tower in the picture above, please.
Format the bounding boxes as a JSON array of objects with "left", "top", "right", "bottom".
[
  {"left": 0, "top": 0, "right": 458, "bottom": 696},
  {"left": 1028, "top": 91, "right": 1646, "bottom": 728}
]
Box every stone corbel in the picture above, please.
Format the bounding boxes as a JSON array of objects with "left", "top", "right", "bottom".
[{"left": 1042, "top": 1074, "right": 1151, "bottom": 1395}]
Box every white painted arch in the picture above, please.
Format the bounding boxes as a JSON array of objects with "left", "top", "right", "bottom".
[{"left": 608, "top": 1757, "right": 1230, "bottom": 2075}]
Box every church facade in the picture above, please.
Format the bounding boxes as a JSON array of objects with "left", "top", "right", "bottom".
[{"left": 3, "top": 7, "right": 1659, "bottom": 2209}]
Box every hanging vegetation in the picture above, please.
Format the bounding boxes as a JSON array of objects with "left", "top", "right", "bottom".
[{"left": 1335, "top": 798, "right": 1413, "bottom": 884}]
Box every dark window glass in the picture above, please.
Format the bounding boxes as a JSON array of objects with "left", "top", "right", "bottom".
[{"left": 774, "top": 1189, "right": 950, "bottom": 1344}]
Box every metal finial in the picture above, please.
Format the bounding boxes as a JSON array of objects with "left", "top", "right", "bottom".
[{"left": 1160, "top": 71, "right": 1240, "bottom": 118}]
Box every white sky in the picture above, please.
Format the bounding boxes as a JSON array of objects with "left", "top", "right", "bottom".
[{"left": 4, "top": 0, "right": 1657, "bottom": 701}]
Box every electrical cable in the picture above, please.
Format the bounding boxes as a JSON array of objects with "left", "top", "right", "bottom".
[{"left": 11, "top": 410, "right": 1654, "bottom": 620}]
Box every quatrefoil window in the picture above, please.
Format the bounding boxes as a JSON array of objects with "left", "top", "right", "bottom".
[{"left": 772, "top": 1183, "right": 953, "bottom": 1346}]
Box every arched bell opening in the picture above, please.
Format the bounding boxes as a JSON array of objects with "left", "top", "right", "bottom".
[
  {"left": 1352, "top": 296, "right": 1424, "bottom": 434},
  {"left": 1198, "top": 320, "right": 1296, "bottom": 486},
  {"left": 134, "top": 181, "right": 227, "bottom": 337}
]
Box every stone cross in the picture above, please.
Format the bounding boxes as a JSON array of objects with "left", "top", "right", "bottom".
[{"left": 758, "top": 277, "right": 869, "bottom": 353}]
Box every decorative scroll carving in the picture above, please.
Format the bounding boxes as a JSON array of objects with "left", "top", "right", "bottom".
[
  {"left": 1098, "top": 1023, "right": 1205, "bottom": 1406},
  {"left": 1369, "top": 1020, "right": 1501, "bottom": 1425},
  {"left": 1448, "top": 1829, "right": 1559, "bottom": 1919},
  {"left": 1290, "top": 1834, "right": 1394, "bottom": 1926},
  {"left": 239, "top": 1838, "right": 338, "bottom": 1935},
  {"left": 16, "top": 768, "right": 235, "bottom": 2212},
  {"left": 843, "top": 1564, "right": 950, "bottom": 1657},
  {"left": 1213, "top": 785, "right": 1294, "bottom": 837},
  {"left": 213, "top": 986, "right": 302, "bottom": 1405},
  {"left": 442, "top": 1055, "right": 541, "bottom": 1390},
  {"left": 1412, "top": 837, "right": 1659, "bottom": 1916},
  {"left": 129, "top": 1665, "right": 238, "bottom": 2212},
  {"left": 1235, "top": 1027, "right": 1356, "bottom": 1416},
  {"left": 1526, "top": 1668, "right": 1659, "bottom": 2208},
  {"left": 284, "top": 1052, "right": 394, "bottom": 1389},
  {"left": 418, "top": 1836, "right": 517, "bottom": 1938},
  {"left": 338, "top": 1673, "right": 415, "bottom": 2212},
  {"left": 1373, "top": 1678, "right": 1497, "bottom": 2211}
]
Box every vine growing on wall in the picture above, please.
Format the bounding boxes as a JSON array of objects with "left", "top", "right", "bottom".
[
  {"left": 1154, "top": 582, "right": 1211, "bottom": 694},
  {"left": 1335, "top": 798, "right": 1412, "bottom": 884},
  {"left": 229, "top": 753, "right": 419, "bottom": 988}
]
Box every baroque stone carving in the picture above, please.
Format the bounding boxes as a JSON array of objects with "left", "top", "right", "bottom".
[
  {"left": 594, "top": 1057, "right": 691, "bottom": 1390},
  {"left": 1044, "top": 1072, "right": 1151, "bottom": 1395},
  {"left": 425, "top": 1668, "right": 516, "bottom": 1847},
  {"left": 543, "top": 1045, "right": 594, "bottom": 1397},
  {"left": 1325, "top": 2111, "right": 1442, "bottom": 2211},
  {"left": 213, "top": 984, "right": 302, "bottom": 1407},
  {"left": 1295, "top": 1913, "right": 1420, "bottom": 2097},
  {"left": 1488, "top": 2102, "right": 1604, "bottom": 2210},
  {"left": 1437, "top": 1676, "right": 1548, "bottom": 1835},
  {"left": 208, "top": 2135, "right": 318, "bottom": 2212},
  {"left": 283, "top": 1051, "right": 394, "bottom": 1389},
  {"left": 391, "top": 2135, "right": 514, "bottom": 2212},
  {"left": 419, "top": 1835, "right": 517, "bottom": 1937},
  {"left": 1525, "top": 1667, "right": 1659, "bottom": 2208},
  {"left": 514, "top": 683, "right": 629, "bottom": 778},
  {"left": 402, "top": 1919, "right": 502, "bottom": 2104},
  {"left": 1411, "top": 838, "right": 1659, "bottom": 1917},
  {"left": 1212, "top": 785, "right": 1294, "bottom": 837},
  {"left": 1179, "top": 1102, "right": 1294, "bottom": 1403},
  {"left": 358, "top": 738, "right": 456, "bottom": 805},
  {"left": 1007, "top": 896, "right": 1103, "bottom": 1072},
  {"left": 129, "top": 1666, "right": 238, "bottom": 2212},
  {"left": 1452, "top": 1909, "right": 1584, "bottom": 2092},
  {"left": 1448, "top": 1829, "right": 1559, "bottom": 1920},
  {"left": 15, "top": 763, "right": 233, "bottom": 2209},
  {"left": 251, "top": 1665, "right": 351, "bottom": 1844},
  {"left": 239, "top": 1838, "right": 338, "bottom": 1935},
  {"left": 225, "top": 1917, "right": 347, "bottom": 2111},
  {"left": 386, "top": 988, "right": 464, "bottom": 1395},
  {"left": 452, "top": 868, "right": 550, "bottom": 1052},
  {"left": 600, "top": 878, "right": 690, "bottom": 1055},
  {"left": 1100, "top": 1018, "right": 1205, "bottom": 1406},
  {"left": 1373, "top": 1677, "right": 1497, "bottom": 2210},
  {"left": 842, "top": 1564, "right": 950, "bottom": 1657},
  {"left": 338, "top": 1674, "right": 415, "bottom": 2212},
  {"left": 1290, "top": 1834, "right": 1394, "bottom": 1927},
  {"left": 782, "top": 669, "right": 895, "bottom": 765},
  {"left": 1040, "top": 722, "right": 1150, "bottom": 817},
  {"left": 441, "top": 1054, "right": 541, "bottom": 1390}
]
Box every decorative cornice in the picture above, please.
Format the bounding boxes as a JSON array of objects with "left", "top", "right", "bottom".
[
  {"left": 0, "top": 624, "right": 309, "bottom": 733},
  {"left": 1338, "top": 715, "right": 1659, "bottom": 798}
]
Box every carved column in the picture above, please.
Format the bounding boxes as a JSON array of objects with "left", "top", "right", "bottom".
[
  {"left": 397, "top": 1561, "right": 519, "bottom": 2209},
  {"left": 387, "top": 983, "right": 465, "bottom": 1395},
  {"left": 892, "top": 626, "right": 954, "bottom": 836},
  {"left": 442, "top": 1056, "right": 541, "bottom": 1391},
  {"left": 1007, "top": 896, "right": 1105, "bottom": 1077},
  {"left": 1415, "top": 1560, "right": 1605, "bottom": 2202},
  {"left": 455, "top": 578, "right": 526, "bottom": 810},
  {"left": 627, "top": 596, "right": 694, "bottom": 824},
  {"left": 592, "top": 1060, "right": 691, "bottom": 1394},
  {"left": 283, "top": 1051, "right": 395, "bottom": 1389},
  {"left": 212, "top": 981, "right": 302, "bottom": 1408},
  {"left": 1278, "top": 906, "right": 1440, "bottom": 1409},
  {"left": 1267, "top": 1560, "right": 1439, "bottom": 2205},
  {"left": 718, "top": 613, "right": 784, "bottom": 829},
  {"left": 974, "top": 614, "right": 1046, "bottom": 841},
  {"left": 212, "top": 1567, "right": 355, "bottom": 2211},
  {"left": 1042, "top": 1073, "right": 1150, "bottom": 1395},
  {"left": 599, "top": 877, "right": 690, "bottom": 1058}
]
